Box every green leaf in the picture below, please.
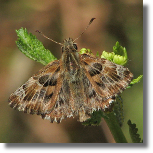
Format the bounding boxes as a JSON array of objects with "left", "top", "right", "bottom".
[
  {"left": 16, "top": 28, "right": 57, "bottom": 65},
  {"left": 130, "top": 75, "right": 143, "bottom": 85},
  {"left": 112, "top": 41, "right": 127, "bottom": 65},
  {"left": 82, "top": 110, "right": 104, "bottom": 126},
  {"left": 101, "top": 51, "right": 115, "bottom": 61},
  {"left": 101, "top": 41, "right": 128, "bottom": 65},
  {"left": 127, "top": 75, "right": 143, "bottom": 88},
  {"left": 127, "top": 120, "right": 143, "bottom": 143},
  {"left": 96, "top": 51, "right": 100, "bottom": 57},
  {"left": 113, "top": 41, "right": 127, "bottom": 57},
  {"left": 113, "top": 96, "right": 124, "bottom": 127},
  {"left": 79, "top": 48, "right": 92, "bottom": 54}
]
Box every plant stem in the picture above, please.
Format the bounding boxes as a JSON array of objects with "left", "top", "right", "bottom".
[{"left": 104, "top": 112, "right": 128, "bottom": 143}]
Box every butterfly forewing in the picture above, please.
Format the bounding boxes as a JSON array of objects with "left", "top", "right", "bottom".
[
  {"left": 81, "top": 53, "right": 133, "bottom": 99},
  {"left": 77, "top": 53, "right": 133, "bottom": 112},
  {"left": 9, "top": 60, "right": 62, "bottom": 115}
]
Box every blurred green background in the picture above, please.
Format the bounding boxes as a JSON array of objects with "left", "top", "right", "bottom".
[{"left": 0, "top": 0, "right": 143, "bottom": 143}]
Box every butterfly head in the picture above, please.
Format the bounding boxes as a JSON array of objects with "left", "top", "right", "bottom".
[{"left": 62, "top": 38, "right": 78, "bottom": 53}]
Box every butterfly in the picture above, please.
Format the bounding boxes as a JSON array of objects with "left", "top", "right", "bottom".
[{"left": 8, "top": 18, "right": 133, "bottom": 123}]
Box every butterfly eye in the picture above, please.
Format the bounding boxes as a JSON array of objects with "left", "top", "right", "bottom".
[
  {"left": 61, "top": 46, "right": 64, "bottom": 52},
  {"left": 73, "top": 44, "right": 78, "bottom": 50}
]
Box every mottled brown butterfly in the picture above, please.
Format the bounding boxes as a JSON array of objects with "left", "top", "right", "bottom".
[{"left": 8, "top": 18, "right": 133, "bottom": 123}]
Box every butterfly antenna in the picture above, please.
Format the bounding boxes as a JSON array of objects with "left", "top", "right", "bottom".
[
  {"left": 35, "top": 30, "right": 63, "bottom": 46},
  {"left": 73, "top": 18, "right": 96, "bottom": 42}
]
